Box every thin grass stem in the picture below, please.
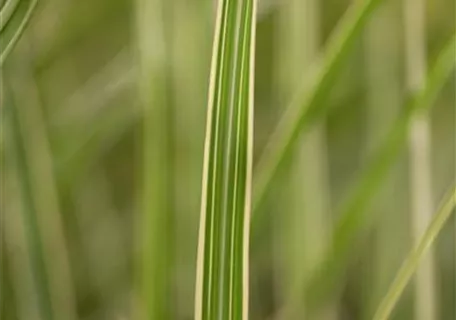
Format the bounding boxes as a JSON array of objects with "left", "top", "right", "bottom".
[{"left": 373, "top": 187, "right": 456, "bottom": 320}]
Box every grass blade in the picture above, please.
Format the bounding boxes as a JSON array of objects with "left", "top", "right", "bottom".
[
  {"left": 171, "top": 1, "right": 210, "bottom": 318},
  {"left": 134, "top": 0, "right": 173, "bottom": 319},
  {"left": 362, "top": 2, "right": 406, "bottom": 317},
  {"left": 0, "top": 0, "right": 20, "bottom": 31},
  {"left": 195, "top": 0, "right": 257, "bottom": 319},
  {"left": 252, "top": 0, "right": 384, "bottom": 214},
  {"left": 0, "top": 0, "right": 38, "bottom": 65},
  {"left": 4, "top": 93, "right": 54, "bottom": 320},
  {"left": 303, "top": 34, "right": 456, "bottom": 310},
  {"left": 404, "top": 0, "right": 437, "bottom": 318},
  {"left": 274, "top": 0, "right": 334, "bottom": 319},
  {"left": 3, "top": 42, "right": 78, "bottom": 320},
  {"left": 373, "top": 187, "right": 456, "bottom": 320}
]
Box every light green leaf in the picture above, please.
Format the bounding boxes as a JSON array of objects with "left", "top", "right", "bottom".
[
  {"left": 195, "top": 0, "right": 257, "bottom": 319},
  {"left": 373, "top": 187, "right": 456, "bottom": 320}
]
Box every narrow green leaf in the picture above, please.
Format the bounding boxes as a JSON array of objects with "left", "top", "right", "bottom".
[
  {"left": 4, "top": 88, "right": 54, "bottom": 320},
  {"left": 134, "top": 0, "right": 173, "bottom": 319},
  {"left": 0, "top": 0, "right": 20, "bottom": 31},
  {"left": 274, "top": 0, "right": 334, "bottom": 319},
  {"left": 373, "top": 187, "right": 456, "bottom": 320},
  {"left": 0, "top": 0, "right": 38, "bottom": 65},
  {"left": 171, "top": 1, "right": 210, "bottom": 318},
  {"left": 404, "top": 0, "right": 437, "bottom": 318},
  {"left": 253, "top": 0, "right": 384, "bottom": 214},
  {"left": 362, "top": 2, "right": 405, "bottom": 317},
  {"left": 3, "top": 44, "right": 78, "bottom": 320},
  {"left": 195, "top": 0, "right": 257, "bottom": 319},
  {"left": 303, "top": 35, "right": 456, "bottom": 310}
]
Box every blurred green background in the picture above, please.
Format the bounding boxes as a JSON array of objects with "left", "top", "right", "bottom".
[{"left": 1, "top": 0, "right": 455, "bottom": 319}]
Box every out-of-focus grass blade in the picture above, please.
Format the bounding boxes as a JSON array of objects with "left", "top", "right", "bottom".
[
  {"left": 252, "top": 0, "right": 384, "bottom": 214},
  {"left": 1, "top": 48, "right": 139, "bottom": 188},
  {"left": 2, "top": 180, "right": 43, "bottom": 320},
  {"left": 195, "top": 0, "right": 257, "bottom": 319},
  {"left": 4, "top": 89, "right": 54, "bottom": 320},
  {"left": 362, "top": 2, "right": 406, "bottom": 317},
  {"left": 274, "top": 0, "right": 333, "bottom": 319},
  {"left": 0, "top": 0, "right": 38, "bottom": 65},
  {"left": 303, "top": 35, "right": 456, "bottom": 310},
  {"left": 1, "top": 131, "right": 22, "bottom": 319},
  {"left": 0, "top": 0, "right": 20, "bottom": 30},
  {"left": 135, "top": 0, "right": 172, "bottom": 319},
  {"left": 33, "top": 0, "right": 128, "bottom": 70},
  {"left": 51, "top": 51, "right": 138, "bottom": 183},
  {"left": 373, "top": 187, "right": 456, "bottom": 320},
  {"left": 171, "top": 1, "right": 209, "bottom": 318},
  {"left": 404, "top": 0, "right": 437, "bottom": 318},
  {"left": 4, "top": 43, "right": 78, "bottom": 320}
]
